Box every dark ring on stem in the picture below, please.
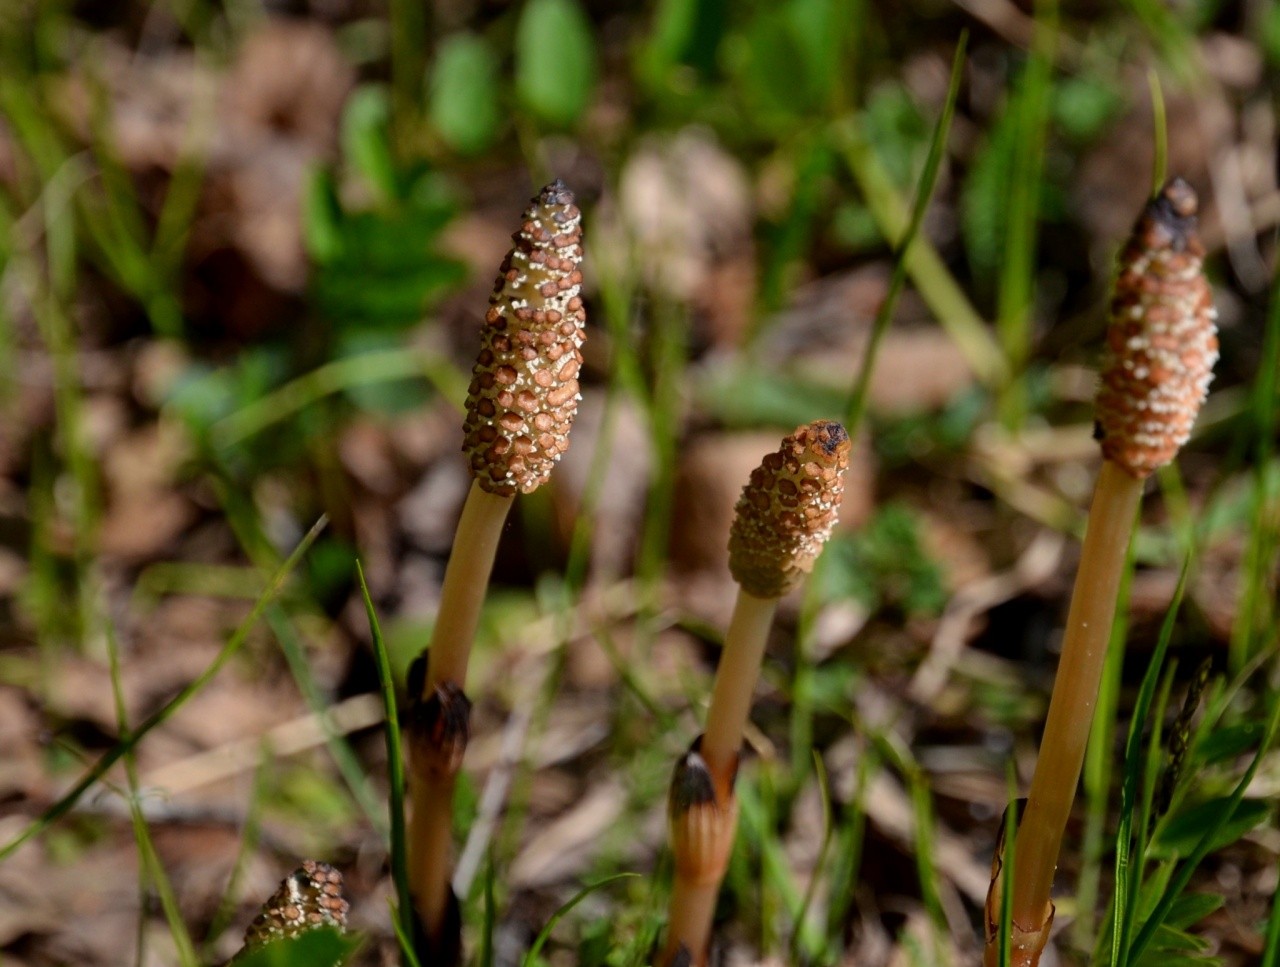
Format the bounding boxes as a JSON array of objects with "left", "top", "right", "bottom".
[
  {"left": 668, "top": 736, "right": 739, "bottom": 816},
  {"left": 408, "top": 681, "right": 473, "bottom": 776}
]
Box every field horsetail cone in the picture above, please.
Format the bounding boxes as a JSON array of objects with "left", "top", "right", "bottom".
[
  {"left": 462, "top": 179, "right": 586, "bottom": 495},
  {"left": 407, "top": 181, "right": 585, "bottom": 963},
  {"left": 662, "top": 421, "right": 850, "bottom": 967},
  {"left": 1095, "top": 177, "right": 1218, "bottom": 479},
  {"left": 229, "top": 861, "right": 349, "bottom": 963},
  {"left": 986, "top": 179, "right": 1217, "bottom": 967}
]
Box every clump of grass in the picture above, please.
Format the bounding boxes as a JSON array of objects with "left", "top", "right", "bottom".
[
  {"left": 661, "top": 420, "right": 851, "bottom": 967},
  {"left": 404, "top": 180, "right": 586, "bottom": 961},
  {"left": 984, "top": 178, "right": 1218, "bottom": 966}
]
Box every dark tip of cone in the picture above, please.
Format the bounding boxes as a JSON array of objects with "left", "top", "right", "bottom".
[
  {"left": 1144, "top": 177, "right": 1198, "bottom": 252},
  {"left": 1161, "top": 177, "right": 1198, "bottom": 218},
  {"left": 539, "top": 179, "right": 575, "bottom": 207},
  {"left": 811, "top": 420, "right": 849, "bottom": 455},
  {"left": 670, "top": 945, "right": 694, "bottom": 967}
]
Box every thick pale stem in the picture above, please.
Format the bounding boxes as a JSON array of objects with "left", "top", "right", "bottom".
[
  {"left": 663, "top": 878, "right": 722, "bottom": 967},
  {"left": 661, "top": 590, "right": 776, "bottom": 966},
  {"left": 1008, "top": 459, "right": 1144, "bottom": 933},
  {"left": 423, "top": 481, "right": 513, "bottom": 693},
  {"left": 700, "top": 591, "right": 779, "bottom": 795},
  {"left": 407, "top": 480, "right": 511, "bottom": 951}
]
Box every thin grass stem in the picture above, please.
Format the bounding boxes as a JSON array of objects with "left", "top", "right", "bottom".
[
  {"left": 0, "top": 515, "right": 327, "bottom": 861},
  {"left": 358, "top": 562, "right": 416, "bottom": 963}
]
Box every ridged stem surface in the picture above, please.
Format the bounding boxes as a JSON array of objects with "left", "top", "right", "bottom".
[
  {"left": 1007, "top": 459, "right": 1144, "bottom": 935},
  {"left": 423, "top": 482, "right": 513, "bottom": 693},
  {"left": 663, "top": 878, "right": 722, "bottom": 967},
  {"left": 701, "top": 591, "right": 779, "bottom": 796}
]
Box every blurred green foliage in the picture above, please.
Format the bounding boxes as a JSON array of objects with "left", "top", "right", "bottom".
[
  {"left": 230, "top": 928, "right": 363, "bottom": 967},
  {"left": 516, "top": 0, "right": 599, "bottom": 128},
  {"left": 820, "top": 504, "right": 947, "bottom": 618}
]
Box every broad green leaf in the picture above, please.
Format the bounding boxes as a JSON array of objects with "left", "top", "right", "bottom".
[
  {"left": 230, "top": 927, "right": 361, "bottom": 967},
  {"left": 1164, "top": 892, "right": 1225, "bottom": 930},
  {"left": 429, "top": 33, "right": 502, "bottom": 154},
  {"left": 1151, "top": 797, "right": 1271, "bottom": 860},
  {"left": 638, "top": 0, "right": 725, "bottom": 85},
  {"left": 515, "top": 0, "right": 597, "bottom": 127},
  {"left": 303, "top": 169, "right": 344, "bottom": 264},
  {"left": 1196, "top": 721, "right": 1267, "bottom": 764},
  {"left": 340, "top": 87, "right": 398, "bottom": 202}
]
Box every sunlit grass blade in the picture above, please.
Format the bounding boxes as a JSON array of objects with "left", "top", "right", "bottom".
[
  {"left": 844, "top": 30, "right": 969, "bottom": 433},
  {"left": 788, "top": 753, "right": 835, "bottom": 964},
  {"left": 1111, "top": 559, "right": 1191, "bottom": 966},
  {"left": 203, "top": 756, "right": 271, "bottom": 960},
  {"left": 1076, "top": 534, "right": 1136, "bottom": 946},
  {"left": 268, "top": 607, "right": 387, "bottom": 835},
  {"left": 356, "top": 561, "right": 417, "bottom": 965},
  {"left": 105, "top": 623, "right": 200, "bottom": 967},
  {"left": 521, "top": 873, "right": 639, "bottom": 966},
  {"left": 1125, "top": 667, "right": 1280, "bottom": 964},
  {"left": 1262, "top": 854, "right": 1280, "bottom": 967},
  {"left": 995, "top": 0, "right": 1056, "bottom": 431},
  {"left": 0, "top": 515, "right": 328, "bottom": 861},
  {"left": 1146, "top": 69, "right": 1167, "bottom": 196},
  {"left": 213, "top": 482, "right": 387, "bottom": 835}
]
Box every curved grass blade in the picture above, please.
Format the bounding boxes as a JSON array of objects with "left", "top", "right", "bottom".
[
  {"left": 356, "top": 561, "right": 417, "bottom": 966},
  {"left": 1126, "top": 667, "right": 1280, "bottom": 963},
  {"left": 0, "top": 515, "right": 328, "bottom": 861},
  {"left": 1112, "top": 557, "right": 1191, "bottom": 966},
  {"left": 521, "top": 873, "right": 638, "bottom": 966},
  {"left": 845, "top": 30, "right": 968, "bottom": 433}
]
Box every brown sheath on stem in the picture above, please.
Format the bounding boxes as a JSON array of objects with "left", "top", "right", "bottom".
[
  {"left": 661, "top": 741, "right": 740, "bottom": 967},
  {"left": 662, "top": 421, "right": 849, "bottom": 966},
  {"left": 407, "top": 181, "right": 585, "bottom": 957},
  {"left": 985, "top": 179, "right": 1216, "bottom": 965}
]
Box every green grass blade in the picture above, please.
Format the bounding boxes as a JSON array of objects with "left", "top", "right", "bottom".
[
  {"left": 1127, "top": 679, "right": 1280, "bottom": 962},
  {"left": 1111, "top": 557, "right": 1191, "bottom": 967},
  {"left": 0, "top": 515, "right": 328, "bottom": 861},
  {"left": 789, "top": 753, "right": 836, "bottom": 962},
  {"left": 1146, "top": 69, "right": 1167, "bottom": 196},
  {"left": 521, "top": 873, "right": 639, "bottom": 966},
  {"left": 844, "top": 30, "right": 968, "bottom": 433},
  {"left": 1078, "top": 533, "right": 1137, "bottom": 945},
  {"left": 1262, "top": 853, "right": 1280, "bottom": 967},
  {"left": 356, "top": 561, "right": 416, "bottom": 964},
  {"left": 995, "top": 0, "right": 1056, "bottom": 430},
  {"left": 211, "top": 347, "right": 467, "bottom": 450},
  {"left": 267, "top": 606, "right": 387, "bottom": 836},
  {"left": 105, "top": 621, "right": 201, "bottom": 967}
]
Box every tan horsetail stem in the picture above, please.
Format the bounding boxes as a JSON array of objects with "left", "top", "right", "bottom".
[
  {"left": 988, "top": 178, "right": 1217, "bottom": 967},
  {"left": 409, "top": 180, "right": 584, "bottom": 961},
  {"left": 664, "top": 420, "right": 849, "bottom": 966}
]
